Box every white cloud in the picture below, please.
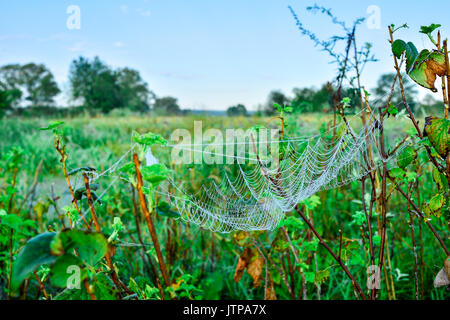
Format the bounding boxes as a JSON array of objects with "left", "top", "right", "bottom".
[
  {"left": 137, "top": 8, "right": 151, "bottom": 17},
  {"left": 114, "top": 41, "right": 125, "bottom": 47},
  {"left": 68, "top": 41, "right": 84, "bottom": 52},
  {"left": 159, "top": 71, "right": 196, "bottom": 80},
  {"left": 120, "top": 5, "right": 128, "bottom": 14}
]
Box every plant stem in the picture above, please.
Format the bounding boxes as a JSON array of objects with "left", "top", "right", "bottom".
[
  {"left": 33, "top": 271, "right": 49, "bottom": 300},
  {"left": 132, "top": 153, "right": 171, "bottom": 290},
  {"left": 294, "top": 205, "right": 366, "bottom": 300},
  {"left": 82, "top": 172, "right": 131, "bottom": 295},
  {"left": 388, "top": 175, "right": 449, "bottom": 255},
  {"left": 54, "top": 137, "right": 90, "bottom": 229}
]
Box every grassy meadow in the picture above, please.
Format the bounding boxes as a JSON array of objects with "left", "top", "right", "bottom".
[{"left": 0, "top": 112, "right": 448, "bottom": 300}]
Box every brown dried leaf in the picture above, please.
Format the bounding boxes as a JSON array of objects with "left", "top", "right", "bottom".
[
  {"left": 233, "top": 247, "right": 252, "bottom": 283},
  {"left": 247, "top": 253, "right": 264, "bottom": 288},
  {"left": 265, "top": 280, "right": 277, "bottom": 300},
  {"left": 233, "top": 246, "right": 263, "bottom": 288},
  {"left": 424, "top": 58, "right": 447, "bottom": 89}
]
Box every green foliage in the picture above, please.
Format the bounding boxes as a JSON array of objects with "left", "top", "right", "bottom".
[
  {"left": 67, "top": 167, "right": 96, "bottom": 176},
  {"left": 132, "top": 131, "right": 167, "bottom": 150},
  {"left": 373, "top": 73, "right": 418, "bottom": 111},
  {"left": 392, "top": 25, "right": 447, "bottom": 92},
  {"left": 49, "top": 254, "right": 83, "bottom": 288},
  {"left": 424, "top": 194, "right": 446, "bottom": 218},
  {"left": 10, "top": 230, "right": 108, "bottom": 292},
  {"left": 69, "top": 56, "right": 152, "bottom": 113},
  {"left": 153, "top": 96, "right": 181, "bottom": 115},
  {"left": 11, "top": 232, "right": 59, "bottom": 291},
  {"left": 57, "top": 230, "right": 108, "bottom": 266},
  {"left": 386, "top": 104, "right": 399, "bottom": 116},
  {"left": 156, "top": 201, "right": 181, "bottom": 218},
  {"left": 39, "top": 121, "right": 65, "bottom": 134},
  {"left": 419, "top": 23, "right": 442, "bottom": 45},
  {"left": 264, "top": 90, "right": 290, "bottom": 116},
  {"left": 226, "top": 104, "right": 248, "bottom": 117},
  {"left": 409, "top": 50, "right": 446, "bottom": 92},
  {"left": 141, "top": 164, "right": 171, "bottom": 187},
  {"left": 397, "top": 146, "right": 417, "bottom": 169},
  {"left": 0, "top": 63, "right": 60, "bottom": 107},
  {"left": 419, "top": 24, "right": 441, "bottom": 35},
  {"left": 423, "top": 116, "right": 450, "bottom": 158},
  {"left": 108, "top": 217, "right": 124, "bottom": 243}
]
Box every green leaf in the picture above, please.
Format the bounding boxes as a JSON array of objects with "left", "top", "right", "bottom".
[
  {"left": 432, "top": 167, "right": 448, "bottom": 192},
  {"left": 141, "top": 164, "right": 171, "bottom": 186},
  {"left": 409, "top": 50, "right": 446, "bottom": 91},
  {"left": 423, "top": 116, "right": 450, "bottom": 158},
  {"left": 132, "top": 131, "right": 167, "bottom": 151},
  {"left": 108, "top": 217, "right": 124, "bottom": 242},
  {"left": 391, "top": 40, "right": 418, "bottom": 72},
  {"left": 74, "top": 185, "right": 101, "bottom": 203},
  {"left": 386, "top": 104, "right": 398, "bottom": 116},
  {"left": 49, "top": 254, "right": 84, "bottom": 288},
  {"left": 341, "top": 97, "right": 351, "bottom": 109},
  {"left": 315, "top": 269, "right": 330, "bottom": 285},
  {"left": 279, "top": 215, "right": 303, "bottom": 231},
  {"left": 118, "top": 162, "right": 136, "bottom": 176},
  {"left": 373, "top": 234, "right": 381, "bottom": 246},
  {"left": 11, "top": 232, "right": 59, "bottom": 291},
  {"left": 156, "top": 201, "right": 181, "bottom": 218},
  {"left": 273, "top": 103, "right": 283, "bottom": 112},
  {"left": 389, "top": 167, "right": 406, "bottom": 179},
  {"left": 419, "top": 24, "right": 441, "bottom": 35},
  {"left": 405, "top": 42, "right": 419, "bottom": 72},
  {"left": 424, "top": 194, "right": 446, "bottom": 218},
  {"left": 392, "top": 39, "right": 407, "bottom": 58},
  {"left": 397, "top": 146, "right": 417, "bottom": 169},
  {"left": 57, "top": 230, "right": 108, "bottom": 266},
  {"left": 68, "top": 167, "right": 96, "bottom": 176},
  {"left": 1, "top": 214, "right": 23, "bottom": 231},
  {"left": 39, "top": 121, "right": 65, "bottom": 131}
]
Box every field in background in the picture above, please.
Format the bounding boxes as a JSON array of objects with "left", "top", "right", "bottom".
[{"left": 0, "top": 113, "right": 448, "bottom": 300}]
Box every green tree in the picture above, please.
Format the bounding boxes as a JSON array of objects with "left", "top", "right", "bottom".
[
  {"left": 291, "top": 84, "right": 332, "bottom": 113},
  {"left": 418, "top": 93, "right": 445, "bottom": 116},
  {"left": 372, "top": 73, "right": 418, "bottom": 112},
  {"left": 69, "top": 56, "right": 119, "bottom": 112},
  {"left": 226, "top": 104, "right": 247, "bottom": 117},
  {"left": 0, "top": 64, "right": 21, "bottom": 92},
  {"left": 0, "top": 63, "right": 60, "bottom": 107},
  {"left": 264, "top": 90, "right": 290, "bottom": 115},
  {"left": 116, "top": 68, "right": 153, "bottom": 112},
  {"left": 153, "top": 96, "right": 181, "bottom": 115},
  {"left": 0, "top": 78, "right": 21, "bottom": 106},
  {"left": 20, "top": 63, "right": 60, "bottom": 105},
  {"left": 0, "top": 84, "right": 21, "bottom": 117},
  {"left": 69, "top": 56, "right": 151, "bottom": 113}
]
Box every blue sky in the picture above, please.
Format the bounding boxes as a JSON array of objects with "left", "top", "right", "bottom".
[{"left": 1, "top": 0, "right": 449, "bottom": 110}]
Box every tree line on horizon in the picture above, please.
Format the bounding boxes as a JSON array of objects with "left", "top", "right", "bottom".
[{"left": 0, "top": 56, "right": 445, "bottom": 118}]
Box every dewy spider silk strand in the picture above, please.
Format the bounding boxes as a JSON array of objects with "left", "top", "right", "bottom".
[{"left": 87, "top": 107, "right": 410, "bottom": 233}]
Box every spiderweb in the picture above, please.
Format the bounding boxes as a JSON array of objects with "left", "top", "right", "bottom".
[
  {"left": 75, "top": 104, "right": 410, "bottom": 233},
  {"left": 164, "top": 109, "right": 384, "bottom": 232}
]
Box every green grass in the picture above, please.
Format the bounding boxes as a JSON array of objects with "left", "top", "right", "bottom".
[{"left": 0, "top": 113, "right": 448, "bottom": 300}]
